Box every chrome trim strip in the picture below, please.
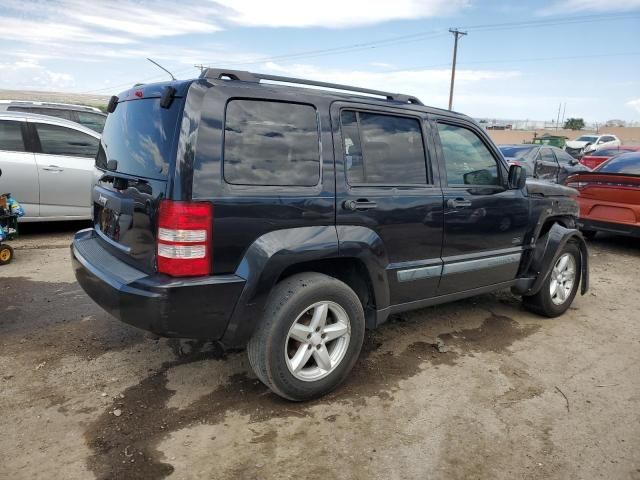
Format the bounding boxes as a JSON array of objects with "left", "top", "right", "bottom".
[
  {"left": 397, "top": 265, "right": 443, "bottom": 283},
  {"left": 442, "top": 252, "right": 521, "bottom": 276}
]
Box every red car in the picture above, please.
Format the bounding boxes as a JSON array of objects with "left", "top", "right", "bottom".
[
  {"left": 566, "top": 152, "right": 640, "bottom": 238},
  {"left": 579, "top": 145, "right": 640, "bottom": 170}
]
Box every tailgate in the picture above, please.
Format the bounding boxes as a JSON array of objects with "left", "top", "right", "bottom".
[{"left": 93, "top": 89, "right": 185, "bottom": 273}]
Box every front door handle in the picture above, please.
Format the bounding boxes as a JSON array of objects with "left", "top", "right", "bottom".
[
  {"left": 447, "top": 198, "right": 472, "bottom": 209},
  {"left": 343, "top": 199, "right": 378, "bottom": 211},
  {"left": 42, "top": 165, "right": 63, "bottom": 172}
]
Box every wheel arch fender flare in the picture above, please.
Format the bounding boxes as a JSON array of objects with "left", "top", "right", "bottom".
[
  {"left": 517, "top": 223, "right": 589, "bottom": 297},
  {"left": 222, "top": 225, "right": 392, "bottom": 347}
]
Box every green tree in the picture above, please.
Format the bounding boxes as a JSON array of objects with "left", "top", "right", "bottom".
[{"left": 564, "top": 118, "right": 585, "bottom": 130}]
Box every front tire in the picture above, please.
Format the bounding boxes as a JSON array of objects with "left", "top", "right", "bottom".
[
  {"left": 247, "top": 273, "right": 365, "bottom": 401},
  {"left": 523, "top": 242, "right": 581, "bottom": 317}
]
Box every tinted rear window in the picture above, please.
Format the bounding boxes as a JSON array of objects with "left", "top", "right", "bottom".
[
  {"left": 97, "top": 98, "right": 182, "bottom": 179},
  {"left": 597, "top": 154, "right": 640, "bottom": 174},
  {"left": 0, "top": 120, "right": 25, "bottom": 152},
  {"left": 223, "top": 100, "right": 320, "bottom": 186},
  {"left": 592, "top": 148, "right": 620, "bottom": 156},
  {"left": 77, "top": 111, "right": 106, "bottom": 133}
]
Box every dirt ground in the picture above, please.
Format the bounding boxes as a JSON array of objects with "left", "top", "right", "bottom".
[{"left": 1, "top": 223, "right": 639, "bottom": 480}]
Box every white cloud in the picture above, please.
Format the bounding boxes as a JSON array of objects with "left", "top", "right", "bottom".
[
  {"left": 215, "top": 0, "right": 469, "bottom": 28},
  {"left": 627, "top": 99, "right": 640, "bottom": 114},
  {"left": 541, "top": 0, "right": 640, "bottom": 14},
  {"left": 0, "top": 60, "right": 75, "bottom": 90},
  {"left": 0, "top": 17, "right": 134, "bottom": 45},
  {"left": 65, "top": 1, "right": 224, "bottom": 37}
]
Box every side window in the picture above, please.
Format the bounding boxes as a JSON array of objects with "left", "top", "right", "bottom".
[
  {"left": 223, "top": 99, "right": 320, "bottom": 186},
  {"left": 9, "top": 106, "right": 73, "bottom": 121},
  {"left": 0, "top": 121, "right": 26, "bottom": 152},
  {"left": 340, "top": 110, "right": 427, "bottom": 185},
  {"left": 35, "top": 123, "right": 99, "bottom": 158},
  {"left": 554, "top": 149, "right": 575, "bottom": 164},
  {"left": 76, "top": 111, "right": 106, "bottom": 133},
  {"left": 437, "top": 123, "right": 500, "bottom": 186},
  {"left": 540, "top": 148, "right": 557, "bottom": 164}
]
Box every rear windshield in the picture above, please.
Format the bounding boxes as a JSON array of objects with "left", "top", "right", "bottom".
[
  {"left": 499, "top": 146, "right": 535, "bottom": 159},
  {"left": 597, "top": 154, "right": 640, "bottom": 174},
  {"left": 97, "top": 97, "right": 182, "bottom": 180}
]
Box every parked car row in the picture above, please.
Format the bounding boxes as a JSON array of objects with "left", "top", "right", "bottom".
[
  {"left": 499, "top": 135, "right": 640, "bottom": 241},
  {"left": 499, "top": 144, "right": 589, "bottom": 184}
]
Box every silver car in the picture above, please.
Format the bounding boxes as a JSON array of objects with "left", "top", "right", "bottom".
[{"left": 0, "top": 111, "right": 100, "bottom": 222}]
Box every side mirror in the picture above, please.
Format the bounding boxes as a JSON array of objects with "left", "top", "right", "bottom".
[{"left": 508, "top": 164, "right": 526, "bottom": 190}]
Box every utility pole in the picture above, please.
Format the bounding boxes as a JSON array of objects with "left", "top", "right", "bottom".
[
  {"left": 561, "top": 102, "right": 567, "bottom": 127},
  {"left": 194, "top": 64, "right": 207, "bottom": 73},
  {"left": 555, "top": 102, "right": 561, "bottom": 131},
  {"left": 448, "top": 28, "right": 467, "bottom": 111}
]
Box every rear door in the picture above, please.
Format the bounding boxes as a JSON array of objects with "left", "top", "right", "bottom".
[
  {"left": 535, "top": 147, "right": 560, "bottom": 182},
  {"left": 332, "top": 103, "right": 444, "bottom": 304},
  {"left": 433, "top": 118, "right": 529, "bottom": 295},
  {"left": 31, "top": 121, "right": 99, "bottom": 218},
  {"left": 0, "top": 119, "right": 39, "bottom": 218}
]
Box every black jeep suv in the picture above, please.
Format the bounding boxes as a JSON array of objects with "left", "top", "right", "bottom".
[{"left": 72, "top": 69, "right": 589, "bottom": 401}]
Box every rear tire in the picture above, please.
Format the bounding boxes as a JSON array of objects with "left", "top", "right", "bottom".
[
  {"left": 247, "top": 273, "right": 365, "bottom": 401},
  {"left": 0, "top": 245, "right": 13, "bottom": 265},
  {"left": 523, "top": 242, "right": 581, "bottom": 318}
]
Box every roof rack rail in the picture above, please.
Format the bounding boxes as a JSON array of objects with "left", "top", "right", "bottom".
[{"left": 200, "top": 68, "right": 423, "bottom": 105}]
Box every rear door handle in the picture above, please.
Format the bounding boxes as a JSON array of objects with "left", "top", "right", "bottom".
[
  {"left": 447, "top": 198, "right": 472, "bottom": 209},
  {"left": 343, "top": 199, "right": 378, "bottom": 211}
]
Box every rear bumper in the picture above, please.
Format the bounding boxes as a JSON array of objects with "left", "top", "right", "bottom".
[
  {"left": 72, "top": 229, "right": 246, "bottom": 339},
  {"left": 577, "top": 218, "right": 640, "bottom": 238}
]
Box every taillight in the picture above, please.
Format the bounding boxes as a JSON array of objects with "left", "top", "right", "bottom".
[
  {"left": 566, "top": 180, "right": 588, "bottom": 189},
  {"left": 157, "top": 200, "right": 213, "bottom": 277}
]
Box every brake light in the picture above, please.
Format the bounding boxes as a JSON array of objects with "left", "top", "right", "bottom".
[{"left": 157, "top": 200, "right": 213, "bottom": 277}]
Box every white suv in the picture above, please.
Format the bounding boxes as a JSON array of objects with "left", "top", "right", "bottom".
[{"left": 564, "top": 134, "right": 621, "bottom": 158}]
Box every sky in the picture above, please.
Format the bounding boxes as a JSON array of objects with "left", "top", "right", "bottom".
[{"left": 1, "top": 0, "right": 639, "bottom": 122}]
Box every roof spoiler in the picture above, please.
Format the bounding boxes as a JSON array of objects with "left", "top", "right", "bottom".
[{"left": 199, "top": 68, "right": 423, "bottom": 105}]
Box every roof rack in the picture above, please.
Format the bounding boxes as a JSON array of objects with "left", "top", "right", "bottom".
[{"left": 200, "top": 68, "right": 423, "bottom": 105}]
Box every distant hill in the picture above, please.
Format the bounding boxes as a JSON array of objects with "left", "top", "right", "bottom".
[{"left": 0, "top": 89, "right": 110, "bottom": 110}]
